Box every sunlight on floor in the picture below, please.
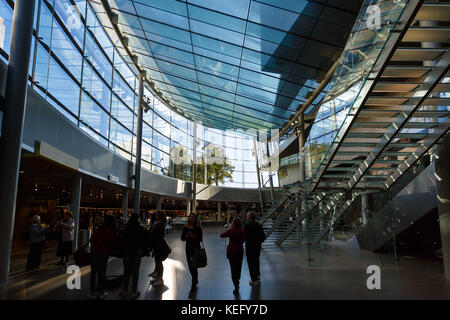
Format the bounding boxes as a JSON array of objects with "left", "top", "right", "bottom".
[{"left": 160, "top": 258, "right": 185, "bottom": 300}]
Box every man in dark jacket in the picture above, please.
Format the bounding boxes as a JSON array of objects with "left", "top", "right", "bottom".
[
  {"left": 244, "top": 211, "right": 266, "bottom": 286},
  {"left": 119, "top": 213, "right": 148, "bottom": 299}
]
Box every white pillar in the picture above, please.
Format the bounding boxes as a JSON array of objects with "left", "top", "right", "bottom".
[{"left": 187, "top": 199, "right": 191, "bottom": 215}]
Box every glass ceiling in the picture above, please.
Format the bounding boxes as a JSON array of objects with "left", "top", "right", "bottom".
[{"left": 103, "top": 0, "right": 363, "bottom": 131}]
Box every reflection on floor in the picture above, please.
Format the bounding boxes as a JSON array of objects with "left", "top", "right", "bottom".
[
  {"left": 9, "top": 240, "right": 59, "bottom": 276},
  {"left": 2, "top": 226, "right": 450, "bottom": 300}
]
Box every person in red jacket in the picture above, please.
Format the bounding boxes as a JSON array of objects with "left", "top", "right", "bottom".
[
  {"left": 220, "top": 217, "right": 247, "bottom": 295},
  {"left": 89, "top": 214, "right": 116, "bottom": 300}
]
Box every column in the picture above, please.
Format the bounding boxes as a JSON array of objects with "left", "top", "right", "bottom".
[
  {"left": 71, "top": 175, "right": 82, "bottom": 251},
  {"left": 253, "top": 139, "right": 264, "bottom": 211},
  {"left": 218, "top": 201, "right": 222, "bottom": 221},
  {"left": 436, "top": 135, "right": 450, "bottom": 278},
  {"left": 298, "top": 114, "right": 306, "bottom": 183},
  {"left": 361, "top": 193, "right": 370, "bottom": 226},
  {"left": 192, "top": 121, "right": 197, "bottom": 213},
  {"left": 156, "top": 196, "right": 162, "bottom": 211},
  {"left": 187, "top": 199, "right": 191, "bottom": 215},
  {"left": 0, "top": 0, "right": 36, "bottom": 285},
  {"left": 134, "top": 72, "right": 145, "bottom": 220},
  {"left": 122, "top": 188, "right": 129, "bottom": 220}
]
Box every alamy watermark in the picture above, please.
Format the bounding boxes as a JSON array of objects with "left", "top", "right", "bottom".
[
  {"left": 66, "top": 265, "right": 81, "bottom": 290},
  {"left": 366, "top": 265, "right": 381, "bottom": 290},
  {"left": 365, "top": 0, "right": 407, "bottom": 30}
]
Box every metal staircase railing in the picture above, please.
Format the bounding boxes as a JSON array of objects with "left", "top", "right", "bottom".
[{"left": 273, "top": 0, "right": 449, "bottom": 250}]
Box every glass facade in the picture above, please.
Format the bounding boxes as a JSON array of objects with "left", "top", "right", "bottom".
[
  {"left": 96, "top": 0, "right": 362, "bottom": 130},
  {"left": 304, "top": 0, "right": 409, "bottom": 180},
  {"left": 0, "top": 0, "right": 279, "bottom": 188}
]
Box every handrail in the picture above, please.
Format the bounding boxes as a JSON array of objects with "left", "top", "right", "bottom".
[{"left": 239, "top": 172, "right": 279, "bottom": 220}]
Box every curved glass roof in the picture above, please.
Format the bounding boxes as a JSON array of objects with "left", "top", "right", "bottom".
[{"left": 100, "top": 0, "right": 363, "bottom": 130}]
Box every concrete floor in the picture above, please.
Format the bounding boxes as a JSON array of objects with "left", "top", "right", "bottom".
[{"left": 2, "top": 226, "right": 449, "bottom": 300}]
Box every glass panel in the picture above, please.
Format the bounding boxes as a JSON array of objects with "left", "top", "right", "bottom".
[
  {"left": 110, "top": 118, "right": 133, "bottom": 155},
  {"left": 82, "top": 63, "right": 111, "bottom": 110},
  {"left": 47, "top": 55, "right": 80, "bottom": 116},
  {"left": 79, "top": 92, "right": 109, "bottom": 139},
  {"left": 0, "top": 0, "right": 14, "bottom": 54}
]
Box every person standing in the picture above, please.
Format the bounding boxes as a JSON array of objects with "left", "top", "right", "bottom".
[
  {"left": 244, "top": 212, "right": 266, "bottom": 286},
  {"left": 56, "top": 212, "right": 75, "bottom": 266},
  {"left": 26, "top": 215, "right": 48, "bottom": 271},
  {"left": 150, "top": 211, "right": 169, "bottom": 287},
  {"left": 181, "top": 214, "right": 203, "bottom": 297},
  {"left": 89, "top": 215, "right": 116, "bottom": 300},
  {"left": 119, "top": 213, "right": 148, "bottom": 299},
  {"left": 220, "top": 218, "right": 247, "bottom": 295}
]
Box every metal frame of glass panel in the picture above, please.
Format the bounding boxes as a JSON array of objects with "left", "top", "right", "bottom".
[
  {"left": 277, "top": 0, "right": 450, "bottom": 246},
  {"left": 92, "top": 0, "right": 362, "bottom": 130},
  {"left": 0, "top": 0, "right": 280, "bottom": 188}
]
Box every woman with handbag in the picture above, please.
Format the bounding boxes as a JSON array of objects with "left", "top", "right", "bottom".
[
  {"left": 181, "top": 214, "right": 203, "bottom": 297},
  {"left": 150, "top": 211, "right": 170, "bottom": 287},
  {"left": 220, "top": 217, "right": 247, "bottom": 295}
]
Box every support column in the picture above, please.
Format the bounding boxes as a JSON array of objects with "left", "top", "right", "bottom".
[
  {"left": 187, "top": 199, "right": 191, "bottom": 215},
  {"left": 193, "top": 121, "right": 197, "bottom": 214},
  {"left": 298, "top": 114, "right": 306, "bottom": 183},
  {"left": 436, "top": 135, "right": 450, "bottom": 279},
  {"left": 361, "top": 193, "right": 369, "bottom": 226},
  {"left": 156, "top": 196, "right": 162, "bottom": 211},
  {"left": 218, "top": 201, "right": 222, "bottom": 221},
  {"left": 134, "top": 72, "right": 145, "bottom": 220},
  {"left": 253, "top": 139, "right": 264, "bottom": 211},
  {"left": 0, "top": 0, "right": 36, "bottom": 285},
  {"left": 266, "top": 140, "right": 274, "bottom": 201},
  {"left": 204, "top": 158, "right": 207, "bottom": 184},
  {"left": 122, "top": 188, "right": 129, "bottom": 220},
  {"left": 71, "top": 175, "right": 82, "bottom": 251},
  {"left": 298, "top": 115, "right": 307, "bottom": 244}
]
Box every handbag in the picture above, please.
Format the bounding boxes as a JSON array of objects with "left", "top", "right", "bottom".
[
  {"left": 190, "top": 242, "right": 207, "bottom": 268},
  {"left": 105, "top": 274, "right": 124, "bottom": 290},
  {"left": 159, "top": 240, "right": 172, "bottom": 261},
  {"left": 73, "top": 244, "right": 90, "bottom": 267}
]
